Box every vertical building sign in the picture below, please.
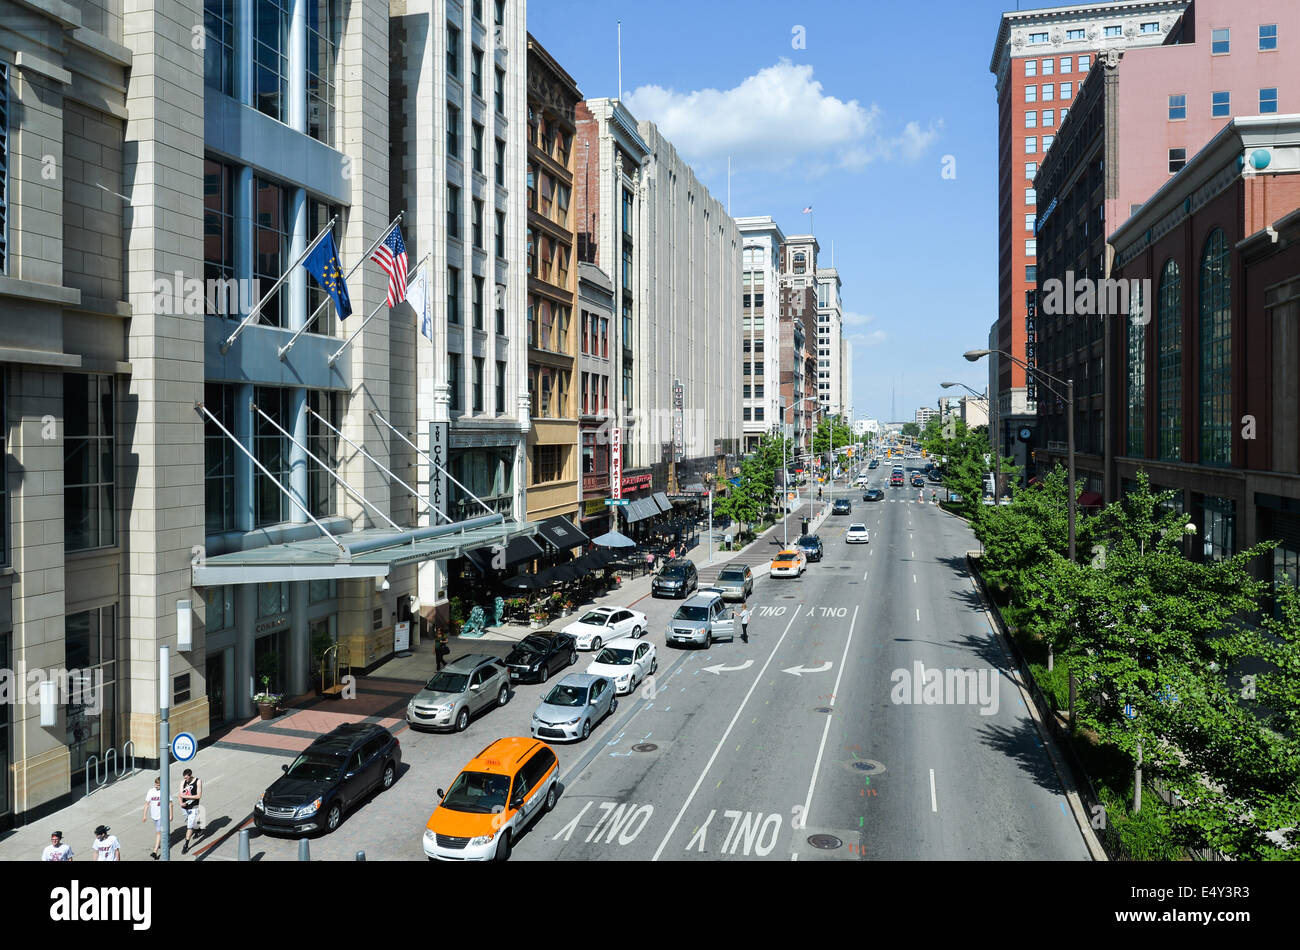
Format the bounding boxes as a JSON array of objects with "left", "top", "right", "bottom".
[
  {"left": 430, "top": 421, "right": 449, "bottom": 520},
  {"left": 610, "top": 426, "right": 623, "bottom": 499},
  {"left": 672, "top": 379, "right": 685, "bottom": 462},
  {"left": 1024, "top": 289, "right": 1038, "bottom": 405}
]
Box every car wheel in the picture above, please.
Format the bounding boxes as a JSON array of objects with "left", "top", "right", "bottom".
[
  {"left": 381, "top": 762, "right": 395, "bottom": 791},
  {"left": 704, "top": 631, "right": 713, "bottom": 649},
  {"left": 651, "top": 658, "right": 658, "bottom": 674},
  {"left": 544, "top": 783, "right": 557, "bottom": 813},
  {"left": 455, "top": 707, "right": 469, "bottom": 732},
  {"left": 325, "top": 802, "right": 342, "bottom": 833},
  {"left": 495, "top": 829, "right": 512, "bottom": 861},
  {"left": 592, "top": 636, "right": 602, "bottom": 652},
  {"left": 498, "top": 685, "right": 510, "bottom": 707},
  {"left": 581, "top": 719, "right": 591, "bottom": 741},
  {"left": 609, "top": 697, "right": 619, "bottom": 716},
  {"left": 632, "top": 625, "right": 642, "bottom": 639},
  {"left": 569, "top": 649, "right": 578, "bottom": 666}
]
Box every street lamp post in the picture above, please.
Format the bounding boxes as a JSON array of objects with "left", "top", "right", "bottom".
[{"left": 941, "top": 381, "right": 999, "bottom": 504}]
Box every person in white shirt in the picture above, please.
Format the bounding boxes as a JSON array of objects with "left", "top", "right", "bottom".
[
  {"left": 141, "top": 776, "right": 173, "bottom": 859},
  {"left": 92, "top": 825, "right": 120, "bottom": 861},
  {"left": 41, "top": 830, "right": 73, "bottom": 861}
]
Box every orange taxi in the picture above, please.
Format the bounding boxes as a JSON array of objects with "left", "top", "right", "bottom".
[
  {"left": 423, "top": 736, "right": 558, "bottom": 860},
  {"left": 770, "top": 548, "right": 807, "bottom": 578}
]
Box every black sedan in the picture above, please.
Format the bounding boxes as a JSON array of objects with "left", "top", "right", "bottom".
[
  {"left": 504, "top": 632, "right": 578, "bottom": 684},
  {"left": 862, "top": 488, "right": 884, "bottom": 502},
  {"left": 795, "top": 534, "right": 823, "bottom": 562},
  {"left": 832, "top": 498, "right": 852, "bottom": 515},
  {"left": 254, "top": 722, "right": 400, "bottom": 836},
  {"left": 868, "top": 459, "right": 879, "bottom": 469}
]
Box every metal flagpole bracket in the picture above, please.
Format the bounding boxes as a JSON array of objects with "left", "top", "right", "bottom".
[{"left": 370, "top": 410, "right": 495, "bottom": 516}]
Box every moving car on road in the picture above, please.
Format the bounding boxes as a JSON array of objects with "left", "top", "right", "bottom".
[
  {"left": 890, "top": 473, "right": 905, "bottom": 487},
  {"left": 254, "top": 722, "right": 400, "bottom": 836},
  {"left": 423, "top": 737, "right": 558, "bottom": 861},
  {"left": 561, "top": 605, "right": 647, "bottom": 651},
  {"left": 832, "top": 497, "right": 852, "bottom": 515},
  {"left": 868, "top": 459, "right": 879, "bottom": 469},
  {"left": 714, "top": 564, "right": 754, "bottom": 601},
  {"left": 796, "top": 534, "right": 824, "bottom": 561},
  {"left": 846, "top": 523, "right": 871, "bottom": 544},
  {"left": 666, "top": 593, "right": 737, "bottom": 648},
  {"left": 585, "top": 638, "right": 658, "bottom": 694},
  {"left": 503, "top": 632, "right": 578, "bottom": 684},
  {"left": 863, "top": 488, "right": 884, "bottom": 502},
  {"left": 651, "top": 559, "right": 699, "bottom": 599},
  {"left": 771, "top": 548, "right": 808, "bottom": 577},
  {"left": 530, "top": 673, "right": 617, "bottom": 742},
  {"left": 407, "top": 655, "right": 511, "bottom": 732}
]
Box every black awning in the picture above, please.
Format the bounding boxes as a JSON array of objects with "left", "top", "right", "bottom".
[
  {"left": 535, "top": 515, "right": 591, "bottom": 552},
  {"left": 466, "top": 534, "right": 544, "bottom": 573},
  {"left": 652, "top": 491, "right": 673, "bottom": 512},
  {"left": 624, "top": 497, "right": 658, "bottom": 523}
]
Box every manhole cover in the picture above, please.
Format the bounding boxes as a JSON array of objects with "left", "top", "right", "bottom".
[
  {"left": 632, "top": 743, "right": 658, "bottom": 752},
  {"left": 814, "top": 706, "right": 833, "bottom": 714},
  {"left": 852, "top": 761, "right": 875, "bottom": 771},
  {"left": 782, "top": 595, "right": 798, "bottom": 599},
  {"left": 846, "top": 758, "right": 887, "bottom": 776},
  {"left": 807, "top": 834, "right": 843, "bottom": 850}
]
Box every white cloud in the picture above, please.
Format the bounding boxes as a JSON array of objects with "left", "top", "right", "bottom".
[
  {"left": 850, "top": 329, "right": 888, "bottom": 347},
  {"left": 625, "top": 60, "right": 939, "bottom": 172},
  {"left": 841, "top": 311, "right": 876, "bottom": 328}
]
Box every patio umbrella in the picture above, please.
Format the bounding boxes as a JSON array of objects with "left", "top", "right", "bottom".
[
  {"left": 591, "top": 530, "right": 636, "bottom": 548},
  {"left": 502, "top": 573, "right": 542, "bottom": 590}
]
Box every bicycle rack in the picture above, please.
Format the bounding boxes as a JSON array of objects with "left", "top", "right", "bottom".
[
  {"left": 84, "top": 755, "right": 104, "bottom": 793},
  {"left": 84, "top": 741, "right": 139, "bottom": 794}
]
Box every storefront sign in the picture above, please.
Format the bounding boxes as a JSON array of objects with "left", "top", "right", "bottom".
[
  {"left": 394, "top": 621, "right": 411, "bottom": 653},
  {"left": 430, "top": 421, "right": 449, "bottom": 519},
  {"left": 584, "top": 497, "right": 607, "bottom": 516},
  {"left": 621, "top": 473, "right": 652, "bottom": 492},
  {"left": 611, "top": 427, "right": 623, "bottom": 499}
]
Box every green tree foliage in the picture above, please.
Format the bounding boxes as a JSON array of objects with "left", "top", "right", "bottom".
[
  {"left": 715, "top": 432, "right": 790, "bottom": 530},
  {"left": 900, "top": 421, "right": 920, "bottom": 438}
]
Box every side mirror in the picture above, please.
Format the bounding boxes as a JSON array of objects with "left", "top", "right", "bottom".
[
  {"left": 470, "top": 683, "right": 481, "bottom": 691},
  {"left": 437, "top": 788, "right": 445, "bottom": 799},
  {"left": 282, "top": 764, "right": 290, "bottom": 773}
]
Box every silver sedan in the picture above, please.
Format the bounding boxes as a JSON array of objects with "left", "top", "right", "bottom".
[{"left": 530, "top": 673, "right": 619, "bottom": 742}]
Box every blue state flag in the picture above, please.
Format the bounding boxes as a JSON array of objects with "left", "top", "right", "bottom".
[{"left": 303, "top": 232, "right": 353, "bottom": 320}]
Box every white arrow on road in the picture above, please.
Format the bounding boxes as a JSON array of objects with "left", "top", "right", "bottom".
[
  {"left": 782, "top": 661, "right": 833, "bottom": 677},
  {"left": 701, "top": 660, "right": 754, "bottom": 675}
]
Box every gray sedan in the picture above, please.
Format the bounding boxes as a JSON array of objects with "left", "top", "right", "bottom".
[{"left": 530, "top": 673, "right": 618, "bottom": 742}]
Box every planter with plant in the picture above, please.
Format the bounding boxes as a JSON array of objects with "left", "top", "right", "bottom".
[{"left": 252, "top": 675, "right": 283, "bottom": 720}]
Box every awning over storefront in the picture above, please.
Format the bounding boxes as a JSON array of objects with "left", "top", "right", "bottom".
[
  {"left": 624, "top": 497, "right": 660, "bottom": 523},
  {"left": 535, "top": 515, "right": 591, "bottom": 552},
  {"left": 464, "top": 534, "right": 545, "bottom": 574},
  {"left": 192, "top": 514, "right": 539, "bottom": 585},
  {"left": 652, "top": 491, "right": 673, "bottom": 512},
  {"left": 1078, "top": 491, "right": 1105, "bottom": 508},
  {"left": 682, "top": 482, "right": 707, "bottom": 494}
]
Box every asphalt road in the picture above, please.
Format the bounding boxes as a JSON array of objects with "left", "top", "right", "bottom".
[{"left": 213, "top": 462, "right": 1090, "bottom": 861}]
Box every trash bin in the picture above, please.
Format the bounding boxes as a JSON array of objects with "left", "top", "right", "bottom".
[{"left": 800, "top": 517, "right": 809, "bottom": 535}]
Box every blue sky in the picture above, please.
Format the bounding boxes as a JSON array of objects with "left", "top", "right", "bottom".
[{"left": 527, "top": 0, "right": 1082, "bottom": 423}]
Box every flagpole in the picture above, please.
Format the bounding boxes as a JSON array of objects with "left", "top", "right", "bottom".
[
  {"left": 220, "top": 214, "right": 337, "bottom": 354},
  {"left": 278, "top": 210, "right": 405, "bottom": 361},
  {"left": 328, "top": 251, "right": 430, "bottom": 368}
]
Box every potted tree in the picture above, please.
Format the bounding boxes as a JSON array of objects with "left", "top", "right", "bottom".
[{"left": 252, "top": 674, "right": 283, "bottom": 720}]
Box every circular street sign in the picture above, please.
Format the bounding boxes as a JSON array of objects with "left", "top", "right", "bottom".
[{"left": 171, "top": 732, "right": 198, "bottom": 762}]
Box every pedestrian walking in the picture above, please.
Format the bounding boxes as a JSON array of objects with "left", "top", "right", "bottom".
[
  {"left": 179, "top": 768, "right": 203, "bottom": 853},
  {"left": 434, "top": 628, "right": 450, "bottom": 671},
  {"left": 740, "top": 603, "right": 752, "bottom": 643},
  {"left": 92, "top": 825, "right": 120, "bottom": 861},
  {"left": 142, "top": 776, "right": 173, "bottom": 859},
  {"left": 41, "top": 830, "right": 73, "bottom": 861}
]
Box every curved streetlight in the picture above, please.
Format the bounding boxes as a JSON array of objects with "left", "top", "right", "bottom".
[{"left": 940, "top": 381, "right": 998, "bottom": 503}]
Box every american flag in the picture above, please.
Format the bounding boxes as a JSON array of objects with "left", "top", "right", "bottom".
[
  {"left": 371, "top": 226, "right": 408, "bottom": 306},
  {"left": 802, "top": 206, "right": 813, "bottom": 214}
]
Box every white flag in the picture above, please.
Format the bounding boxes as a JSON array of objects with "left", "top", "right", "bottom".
[{"left": 408, "top": 269, "right": 432, "bottom": 341}]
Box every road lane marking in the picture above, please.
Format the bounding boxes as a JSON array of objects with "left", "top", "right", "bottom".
[
  {"left": 799, "top": 605, "right": 860, "bottom": 827},
  {"left": 916, "top": 608, "right": 920, "bottom": 622},
  {"left": 913, "top": 574, "right": 917, "bottom": 583},
  {"left": 650, "top": 605, "right": 804, "bottom": 861},
  {"left": 930, "top": 769, "right": 938, "bottom": 812}
]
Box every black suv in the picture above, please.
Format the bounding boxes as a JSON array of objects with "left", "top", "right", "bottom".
[
  {"left": 652, "top": 559, "right": 698, "bottom": 598},
  {"left": 504, "top": 632, "right": 578, "bottom": 684},
  {"left": 795, "top": 534, "right": 823, "bottom": 561},
  {"left": 832, "top": 497, "right": 852, "bottom": 515},
  {"left": 254, "top": 722, "right": 401, "bottom": 836}
]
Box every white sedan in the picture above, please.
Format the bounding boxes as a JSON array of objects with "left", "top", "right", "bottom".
[
  {"left": 585, "top": 638, "right": 658, "bottom": 694},
  {"left": 846, "top": 523, "right": 871, "bottom": 544},
  {"left": 562, "top": 605, "right": 648, "bottom": 651}
]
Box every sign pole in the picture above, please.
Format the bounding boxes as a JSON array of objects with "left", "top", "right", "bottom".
[
  {"left": 159, "top": 646, "right": 171, "bottom": 861},
  {"left": 708, "top": 490, "right": 714, "bottom": 563}
]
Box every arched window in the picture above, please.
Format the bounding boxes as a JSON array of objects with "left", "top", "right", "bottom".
[
  {"left": 1198, "top": 229, "right": 1231, "bottom": 465},
  {"left": 1126, "top": 280, "right": 1146, "bottom": 457},
  {"left": 1157, "top": 259, "right": 1182, "bottom": 459}
]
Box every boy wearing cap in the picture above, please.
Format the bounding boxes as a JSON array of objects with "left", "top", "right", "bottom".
[
  {"left": 41, "top": 831, "right": 73, "bottom": 861},
  {"left": 92, "top": 825, "right": 120, "bottom": 861}
]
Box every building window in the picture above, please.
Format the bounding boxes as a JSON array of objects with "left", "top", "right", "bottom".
[
  {"left": 1168, "top": 94, "right": 1186, "bottom": 120},
  {"left": 1157, "top": 259, "right": 1182, "bottom": 461},
  {"left": 1260, "top": 24, "right": 1278, "bottom": 51},
  {"left": 1260, "top": 88, "right": 1278, "bottom": 114},
  {"left": 447, "top": 104, "right": 460, "bottom": 157},
  {"left": 1078, "top": 55, "right": 1090, "bottom": 71},
  {"left": 1025, "top": 59, "right": 1037, "bottom": 77},
  {"left": 1043, "top": 110, "right": 1055, "bottom": 126},
  {"left": 1025, "top": 137, "right": 1037, "bottom": 154},
  {"left": 1026, "top": 265, "right": 1037, "bottom": 282},
  {"left": 1025, "top": 161, "right": 1037, "bottom": 179},
  {"left": 472, "top": 47, "right": 483, "bottom": 97},
  {"left": 207, "top": 585, "right": 236, "bottom": 629},
  {"left": 1140, "top": 21, "right": 1160, "bottom": 34},
  {"left": 64, "top": 374, "right": 115, "bottom": 551},
  {"left": 448, "top": 269, "right": 463, "bottom": 328},
  {"left": 253, "top": 0, "right": 289, "bottom": 121},
  {"left": 253, "top": 177, "right": 290, "bottom": 327},
  {"left": 1212, "top": 90, "right": 1230, "bottom": 117},
  {"left": 306, "top": 0, "right": 339, "bottom": 144},
  {"left": 1127, "top": 288, "right": 1146, "bottom": 457},
  {"left": 203, "top": 158, "right": 235, "bottom": 310},
  {"left": 1028, "top": 32, "right": 1048, "bottom": 44},
  {"left": 253, "top": 386, "right": 294, "bottom": 527},
  {"left": 1060, "top": 108, "right": 1068, "bottom": 124},
  {"left": 1104, "top": 25, "right": 1122, "bottom": 37},
  {"left": 495, "top": 284, "right": 506, "bottom": 334},
  {"left": 1066, "top": 30, "right": 1084, "bottom": 41},
  {"left": 472, "top": 122, "right": 484, "bottom": 173},
  {"left": 1025, "top": 212, "right": 1036, "bottom": 232},
  {"left": 622, "top": 243, "right": 633, "bottom": 287},
  {"left": 1168, "top": 147, "right": 1187, "bottom": 173},
  {"left": 203, "top": 0, "right": 235, "bottom": 96},
  {"left": 1062, "top": 81, "right": 1072, "bottom": 98},
  {"left": 1042, "top": 84, "right": 1054, "bottom": 101},
  {"left": 495, "top": 67, "right": 505, "bottom": 114},
  {"left": 1041, "top": 58, "right": 1053, "bottom": 75},
  {"left": 743, "top": 407, "right": 752, "bottom": 422},
  {"left": 1025, "top": 85, "right": 1037, "bottom": 102},
  {"left": 1043, "top": 135, "right": 1054, "bottom": 150},
  {"left": 472, "top": 357, "right": 485, "bottom": 412},
  {"left": 1026, "top": 239, "right": 1036, "bottom": 256},
  {"left": 473, "top": 199, "right": 484, "bottom": 248},
  {"left": 1211, "top": 28, "right": 1230, "bottom": 54},
  {"left": 204, "top": 383, "right": 237, "bottom": 534},
  {"left": 1025, "top": 111, "right": 1037, "bottom": 128},
  {"left": 495, "top": 0, "right": 504, "bottom": 26},
  {"left": 447, "top": 23, "right": 460, "bottom": 77},
  {"left": 1061, "top": 57, "right": 1073, "bottom": 73},
  {"left": 448, "top": 184, "right": 460, "bottom": 237},
  {"left": 495, "top": 138, "right": 505, "bottom": 180},
  {"left": 495, "top": 210, "right": 506, "bottom": 258},
  {"left": 304, "top": 199, "right": 342, "bottom": 337},
  {"left": 473, "top": 275, "right": 484, "bottom": 329},
  {"left": 1199, "top": 229, "right": 1231, "bottom": 466},
  {"left": 495, "top": 360, "right": 506, "bottom": 413},
  {"left": 63, "top": 605, "right": 118, "bottom": 774},
  {"left": 448, "top": 351, "right": 462, "bottom": 412},
  {"left": 1201, "top": 496, "right": 1235, "bottom": 562},
  {"left": 621, "top": 188, "right": 633, "bottom": 235},
  {"left": 533, "top": 444, "right": 563, "bottom": 483},
  {"left": 307, "top": 389, "right": 340, "bottom": 518}
]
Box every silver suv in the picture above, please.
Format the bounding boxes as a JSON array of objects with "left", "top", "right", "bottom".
[
  {"left": 407, "top": 654, "right": 510, "bottom": 732},
  {"left": 714, "top": 564, "right": 754, "bottom": 602},
  {"left": 665, "top": 593, "right": 737, "bottom": 648}
]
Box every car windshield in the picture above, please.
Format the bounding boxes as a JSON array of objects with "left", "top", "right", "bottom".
[
  {"left": 662, "top": 566, "right": 686, "bottom": 578},
  {"left": 577, "top": 610, "right": 611, "bottom": 626},
  {"left": 776, "top": 551, "right": 799, "bottom": 560},
  {"left": 850, "top": 524, "right": 867, "bottom": 531},
  {"left": 718, "top": 568, "right": 747, "bottom": 581},
  {"left": 284, "top": 754, "right": 342, "bottom": 784},
  {"left": 797, "top": 536, "right": 818, "bottom": 546},
  {"left": 519, "top": 635, "right": 552, "bottom": 653},
  {"left": 424, "top": 671, "right": 468, "bottom": 693},
  {"left": 594, "top": 648, "right": 634, "bottom": 665},
  {"left": 674, "top": 605, "right": 710, "bottom": 622},
  {"left": 543, "top": 683, "right": 587, "bottom": 707},
  {"left": 441, "top": 771, "right": 510, "bottom": 814}
]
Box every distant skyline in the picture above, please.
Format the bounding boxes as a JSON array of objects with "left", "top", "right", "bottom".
[{"left": 527, "top": 0, "right": 1089, "bottom": 420}]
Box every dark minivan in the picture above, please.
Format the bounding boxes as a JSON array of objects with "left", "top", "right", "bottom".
[
  {"left": 652, "top": 559, "right": 698, "bottom": 598},
  {"left": 254, "top": 722, "right": 401, "bottom": 836},
  {"left": 796, "top": 534, "right": 823, "bottom": 561}
]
